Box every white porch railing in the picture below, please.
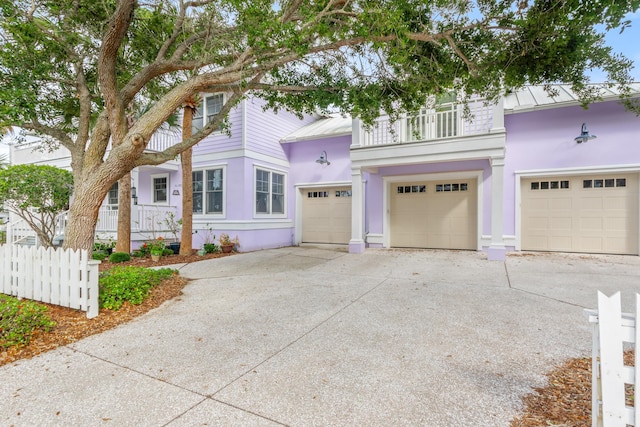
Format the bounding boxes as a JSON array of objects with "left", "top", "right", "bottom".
[
  {"left": 584, "top": 292, "right": 639, "bottom": 427},
  {"left": 0, "top": 245, "right": 100, "bottom": 318},
  {"left": 97, "top": 204, "right": 178, "bottom": 235},
  {"left": 361, "top": 99, "right": 494, "bottom": 147}
]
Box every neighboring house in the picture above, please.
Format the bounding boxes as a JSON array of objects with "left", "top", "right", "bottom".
[{"left": 8, "top": 84, "right": 640, "bottom": 259}]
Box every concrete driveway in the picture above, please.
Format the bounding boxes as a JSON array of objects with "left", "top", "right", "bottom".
[{"left": 1, "top": 247, "right": 639, "bottom": 426}]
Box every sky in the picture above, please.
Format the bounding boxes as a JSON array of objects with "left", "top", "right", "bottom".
[{"left": 1, "top": 11, "right": 640, "bottom": 160}]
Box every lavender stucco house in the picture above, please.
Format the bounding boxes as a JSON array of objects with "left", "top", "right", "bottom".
[{"left": 9, "top": 84, "right": 640, "bottom": 259}]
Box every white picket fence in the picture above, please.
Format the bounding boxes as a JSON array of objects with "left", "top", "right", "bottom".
[
  {"left": 584, "top": 291, "right": 639, "bottom": 427},
  {"left": 0, "top": 244, "right": 100, "bottom": 318}
]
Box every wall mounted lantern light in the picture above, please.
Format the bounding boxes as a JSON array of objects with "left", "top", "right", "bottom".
[
  {"left": 316, "top": 150, "right": 331, "bottom": 166},
  {"left": 575, "top": 123, "right": 597, "bottom": 144},
  {"left": 131, "top": 186, "right": 138, "bottom": 205},
  {"left": 172, "top": 189, "right": 180, "bottom": 196}
]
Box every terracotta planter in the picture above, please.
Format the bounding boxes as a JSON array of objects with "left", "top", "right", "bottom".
[
  {"left": 151, "top": 251, "right": 162, "bottom": 262},
  {"left": 221, "top": 244, "right": 234, "bottom": 253}
]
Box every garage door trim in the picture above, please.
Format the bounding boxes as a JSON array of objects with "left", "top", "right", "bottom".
[
  {"left": 294, "top": 181, "right": 352, "bottom": 245},
  {"left": 515, "top": 165, "right": 640, "bottom": 253},
  {"left": 382, "top": 171, "right": 484, "bottom": 249}
]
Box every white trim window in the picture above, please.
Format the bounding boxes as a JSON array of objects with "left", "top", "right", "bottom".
[
  {"left": 151, "top": 174, "right": 169, "bottom": 204},
  {"left": 107, "top": 182, "right": 118, "bottom": 209},
  {"left": 255, "top": 168, "right": 285, "bottom": 216},
  {"left": 192, "top": 166, "right": 225, "bottom": 215},
  {"left": 193, "top": 94, "right": 224, "bottom": 133}
]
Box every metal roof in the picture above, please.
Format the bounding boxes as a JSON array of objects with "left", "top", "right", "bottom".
[
  {"left": 504, "top": 83, "right": 640, "bottom": 114},
  {"left": 281, "top": 84, "right": 640, "bottom": 140},
  {"left": 280, "top": 115, "right": 352, "bottom": 143}
]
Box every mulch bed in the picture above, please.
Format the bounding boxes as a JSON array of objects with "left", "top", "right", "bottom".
[
  {"left": 511, "top": 350, "right": 635, "bottom": 426},
  {"left": 1, "top": 251, "right": 235, "bottom": 367}
]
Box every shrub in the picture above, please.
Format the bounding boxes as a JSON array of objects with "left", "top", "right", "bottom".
[
  {"left": 0, "top": 294, "right": 56, "bottom": 349},
  {"left": 99, "top": 266, "right": 176, "bottom": 310},
  {"left": 203, "top": 243, "right": 219, "bottom": 254},
  {"left": 131, "top": 250, "right": 145, "bottom": 258},
  {"left": 109, "top": 252, "right": 131, "bottom": 263},
  {"left": 162, "top": 248, "right": 174, "bottom": 256},
  {"left": 92, "top": 251, "right": 107, "bottom": 261}
]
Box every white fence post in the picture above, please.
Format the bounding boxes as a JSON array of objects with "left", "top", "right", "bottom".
[
  {"left": 585, "top": 291, "right": 639, "bottom": 427},
  {"left": 0, "top": 244, "right": 100, "bottom": 319}
]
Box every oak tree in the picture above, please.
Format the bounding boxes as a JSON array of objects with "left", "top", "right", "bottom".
[{"left": 0, "top": 0, "right": 638, "bottom": 250}]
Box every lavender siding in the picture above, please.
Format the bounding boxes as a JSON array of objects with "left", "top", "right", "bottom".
[
  {"left": 503, "top": 101, "right": 640, "bottom": 236},
  {"left": 192, "top": 102, "right": 244, "bottom": 156},
  {"left": 285, "top": 136, "right": 352, "bottom": 186},
  {"left": 245, "top": 98, "right": 315, "bottom": 159}
]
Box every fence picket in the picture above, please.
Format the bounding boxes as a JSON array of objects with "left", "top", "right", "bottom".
[
  {"left": 586, "top": 292, "right": 639, "bottom": 427},
  {"left": 597, "top": 291, "right": 626, "bottom": 426},
  {"left": 0, "top": 244, "right": 99, "bottom": 318}
]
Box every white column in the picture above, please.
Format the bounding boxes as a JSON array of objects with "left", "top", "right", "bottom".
[
  {"left": 487, "top": 156, "right": 506, "bottom": 260},
  {"left": 491, "top": 97, "right": 506, "bottom": 133},
  {"left": 349, "top": 167, "right": 365, "bottom": 253},
  {"left": 351, "top": 118, "right": 362, "bottom": 148}
]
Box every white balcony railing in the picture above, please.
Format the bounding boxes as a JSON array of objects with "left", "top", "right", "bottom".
[{"left": 361, "top": 100, "right": 494, "bottom": 147}]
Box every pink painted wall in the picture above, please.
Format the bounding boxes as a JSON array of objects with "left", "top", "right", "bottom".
[{"left": 503, "top": 101, "right": 640, "bottom": 235}]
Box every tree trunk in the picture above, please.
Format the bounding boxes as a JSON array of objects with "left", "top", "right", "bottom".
[
  {"left": 179, "top": 104, "right": 194, "bottom": 256},
  {"left": 63, "top": 183, "right": 108, "bottom": 251},
  {"left": 115, "top": 172, "right": 131, "bottom": 253}
]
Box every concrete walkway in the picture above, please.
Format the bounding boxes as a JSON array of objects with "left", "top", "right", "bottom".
[{"left": 1, "top": 247, "right": 639, "bottom": 426}]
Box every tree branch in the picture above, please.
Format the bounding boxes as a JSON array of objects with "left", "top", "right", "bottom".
[{"left": 98, "top": 0, "right": 136, "bottom": 143}]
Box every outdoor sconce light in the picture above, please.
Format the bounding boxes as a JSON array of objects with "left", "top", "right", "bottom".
[
  {"left": 172, "top": 189, "right": 180, "bottom": 196},
  {"left": 131, "top": 186, "right": 138, "bottom": 205},
  {"left": 575, "top": 123, "right": 597, "bottom": 144},
  {"left": 315, "top": 150, "right": 331, "bottom": 166}
]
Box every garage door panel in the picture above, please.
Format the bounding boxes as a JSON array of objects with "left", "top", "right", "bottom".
[
  {"left": 391, "top": 179, "right": 476, "bottom": 250},
  {"left": 302, "top": 187, "right": 351, "bottom": 244},
  {"left": 522, "top": 174, "right": 638, "bottom": 255}
]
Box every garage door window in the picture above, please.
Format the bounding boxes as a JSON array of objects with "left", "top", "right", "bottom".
[
  {"left": 397, "top": 185, "right": 426, "bottom": 194},
  {"left": 435, "top": 182, "right": 468, "bottom": 192},
  {"left": 583, "top": 178, "right": 626, "bottom": 189},
  {"left": 530, "top": 180, "right": 570, "bottom": 190}
]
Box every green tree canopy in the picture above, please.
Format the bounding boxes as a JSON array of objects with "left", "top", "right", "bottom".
[
  {"left": 0, "top": 0, "right": 638, "bottom": 250},
  {"left": 0, "top": 165, "right": 73, "bottom": 247}
]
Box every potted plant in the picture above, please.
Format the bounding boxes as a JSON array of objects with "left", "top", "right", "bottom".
[
  {"left": 218, "top": 233, "right": 239, "bottom": 253},
  {"left": 148, "top": 237, "right": 166, "bottom": 261},
  {"left": 164, "top": 212, "right": 182, "bottom": 254}
]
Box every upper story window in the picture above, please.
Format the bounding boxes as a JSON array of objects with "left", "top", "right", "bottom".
[
  {"left": 192, "top": 167, "right": 225, "bottom": 215},
  {"left": 107, "top": 182, "right": 118, "bottom": 208},
  {"left": 192, "top": 94, "right": 224, "bottom": 133},
  {"left": 255, "top": 168, "right": 285, "bottom": 216},
  {"left": 152, "top": 174, "right": 168, "bottom": 204}
]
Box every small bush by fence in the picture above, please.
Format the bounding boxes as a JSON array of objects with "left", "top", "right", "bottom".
[
  {"left": 0, "top": 244, "right": 100, "bottom": 318},
  {"left": 585, "top": 291, "right": 638, "bottom": 427}
]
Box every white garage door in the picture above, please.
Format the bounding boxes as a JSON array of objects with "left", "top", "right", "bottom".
[
  {"left": 302, "top": 187, "right": 352, "bottom": 244},
  {"left": 390, "top": 180, "right": 477, "bottom": 250},
  {"left": 521, "top": 174, "right": 639, "bottom": 255}
]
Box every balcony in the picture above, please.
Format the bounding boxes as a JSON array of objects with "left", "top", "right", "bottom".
[
  {"left": 361, "top": 99, "right": 495, "bottom": 146},
  {"left": 351, "top": 99, "right": 506, "bottom": 167}
]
